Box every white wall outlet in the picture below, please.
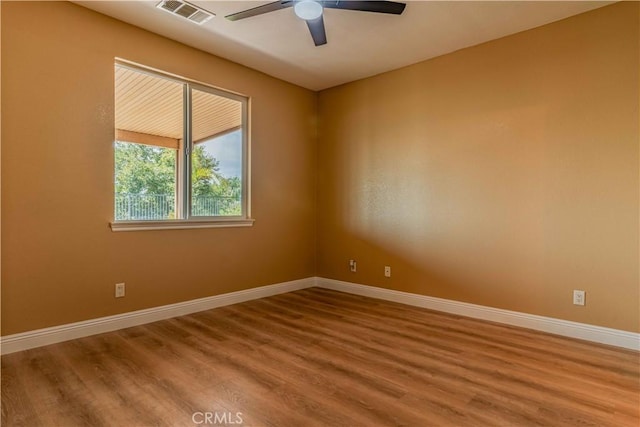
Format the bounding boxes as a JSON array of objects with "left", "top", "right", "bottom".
[
  {"left": 384, "top": 266, "right": 391, "bottom": 277},
  {"left": 573, "top": 290, "right": 585, "bottom": 306},
  {"left": 115, "top": 283, "right": 126, "bottom": 298},
  {"left": 349, "top": 259, "right": 357, "bottom": 273}
]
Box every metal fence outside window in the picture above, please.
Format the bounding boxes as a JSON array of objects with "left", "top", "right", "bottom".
[{"left": 115, "top": 194, "right": 241, "bottom": 220}]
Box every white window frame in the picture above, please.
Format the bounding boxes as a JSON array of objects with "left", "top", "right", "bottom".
[{"left": 111, "top": 61, "right": 252, "bottom": 232}]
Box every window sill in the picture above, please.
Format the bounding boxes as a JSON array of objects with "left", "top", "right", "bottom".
[{"left": 110, "top": 218, "right": 255, "bottom": 232}]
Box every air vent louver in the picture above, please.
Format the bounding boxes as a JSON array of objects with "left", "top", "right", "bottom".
[
  {"left": 189, "top": 10, "right": 212, "bottom": 24},
  {"left": 156, "top": 0, "right": 214, "bottom": 25},
  {"left": 160, "top": 1, "right": 183, "bottom": 13}
]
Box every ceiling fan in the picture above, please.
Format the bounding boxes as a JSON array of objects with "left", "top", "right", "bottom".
[{"left": 225, "top": 1, "right": 407, "bottom": 47}]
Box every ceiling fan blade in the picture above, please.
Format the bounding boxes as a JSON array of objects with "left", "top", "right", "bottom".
[
  {"left": 322, "top": 1, "right": 406, "bottom": 15},
  {"left": 306, "top": 15, "right": 327, "bottom": 46},
  {"left": 225, "top": 1, "right": 294, "bottom": 21}
]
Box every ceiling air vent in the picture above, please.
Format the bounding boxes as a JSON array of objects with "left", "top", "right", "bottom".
[{"left": 156, "top": 0, "right": 214, "bottom": 25}]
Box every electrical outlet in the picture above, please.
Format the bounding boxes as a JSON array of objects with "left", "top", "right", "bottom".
[
  {"left": 384, "top": 266, "right": 391, "bottom": 278},
  {"left": 115, "top": 283, "right": 126, "bottom": 298},
  {"left": 573, "top": 290, "right": 585, "bottom": 306},
  {"left": 349, "top": 259, "right": 357, "bottom": 273}
]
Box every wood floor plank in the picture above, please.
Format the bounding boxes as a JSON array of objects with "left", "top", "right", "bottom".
[{"left": 2, "top": 288, "right": 638, "bottom": 426}]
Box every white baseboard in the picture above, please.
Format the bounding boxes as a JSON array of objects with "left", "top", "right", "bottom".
[
  {"left": 0, "top": 277, "right": 315, "bottom": 355},
  {"left": 316, "top": 277, "right": 640, "bottom": 351},
  {"left": 3, "top": 276, "right": 637, "bottom": 354}
]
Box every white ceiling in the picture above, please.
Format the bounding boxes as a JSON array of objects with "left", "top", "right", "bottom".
[{"left": 75, "top": 1, "right": 613, "bottom": 91}]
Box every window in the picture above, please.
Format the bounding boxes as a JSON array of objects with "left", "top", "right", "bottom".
[{"left": 112, "top": 62, "right": 251, "bottom": 231}]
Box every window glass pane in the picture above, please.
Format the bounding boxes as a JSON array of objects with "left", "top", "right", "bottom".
[
  {"left": 191, "top": 87, "right": 243, "bottom": 217},
  {"left": 114, "top": 65, "right": 183, "bottom": 220}
]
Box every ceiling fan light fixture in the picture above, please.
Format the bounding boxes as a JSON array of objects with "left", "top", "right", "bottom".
[{"left": 294, "top": 0, "right": 323, "bottom": 20}]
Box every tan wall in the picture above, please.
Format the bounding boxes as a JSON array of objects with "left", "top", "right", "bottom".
[
  {"left": 1, "top": 2, "right": 317, "bottom": 335},
  {"left": 317, "top": 2, "right": 639, "bottom": 332}
]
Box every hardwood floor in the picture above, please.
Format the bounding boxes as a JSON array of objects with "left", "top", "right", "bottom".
[{"left": 2, "top": 287, "right": 639, "bottom": 426}]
